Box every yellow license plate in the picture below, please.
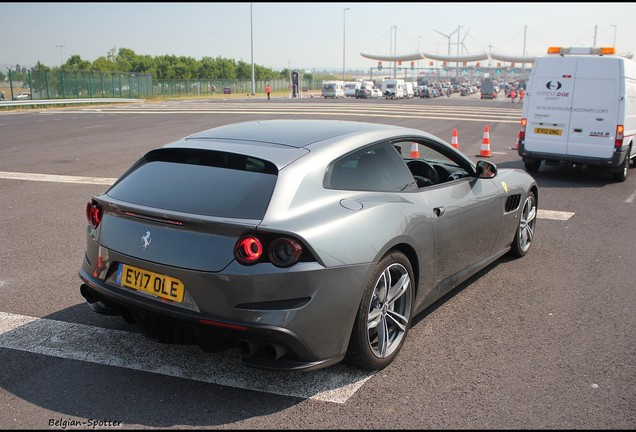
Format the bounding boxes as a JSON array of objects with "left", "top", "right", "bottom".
[
  {"left": 117, "top": 263, "right": 185, "bottom": 302},
  {"left": 534, "top": 127, "right": 562, "bottom": 136}
]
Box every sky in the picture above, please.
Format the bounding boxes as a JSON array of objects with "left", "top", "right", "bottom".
[{"left": 2, "top": 2, "right": 634, "bottom": 72}]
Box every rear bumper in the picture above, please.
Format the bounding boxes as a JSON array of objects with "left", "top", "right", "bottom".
[
  {"left": 518, "top": 142, "right": 629, "bottom": 168},
  {"left": 79, "top": 248, "right": 373, "bottom": 371},
  {"left": 79, "top": 273, "right": 344, "bottom": 371}
]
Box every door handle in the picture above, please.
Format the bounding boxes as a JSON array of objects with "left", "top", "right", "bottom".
[{"left": 434, "top": 207, "right": 445, "bottom": 217}]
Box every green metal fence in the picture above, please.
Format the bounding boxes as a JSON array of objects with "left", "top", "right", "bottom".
[
  {"left": 1, "top": 68, "right": 321, "bottom": 101},
  {"left": 153, "top": 78, "right": 319, "bottom": 97},
  {"left": 2, "top": 69, "right": 153, "bottom": 101}
]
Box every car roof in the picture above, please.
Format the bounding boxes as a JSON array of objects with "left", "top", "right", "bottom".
[
  {"left": 182, "top": 119, "right": 401, "bottom": 148},
  {"left": 164, "top": 120, "right": 428, "bottom": 169}
]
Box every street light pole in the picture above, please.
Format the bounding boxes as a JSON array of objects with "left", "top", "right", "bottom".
[
  {"left": 56, "top": 44, "right": 65, "bottom": 66},
  {"left": 391, "top": 25, "right": 397, "bottom": 78},
  {"left": 342, "top": 7, "right": 350, "bottom": 81},
  {"left": 418, "top": 35, "right": 422, "bottom": 76},
  {"left": 250, "top": 3, "right": 255, "bottom": 96},
  {"left": 456, "top": 25, "right": 463, "bottom": 79}
]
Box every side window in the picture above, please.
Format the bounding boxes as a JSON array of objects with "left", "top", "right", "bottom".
[
  {"left": 326, "top": 142, "right": 417, "bottom": 192},
  {"left": 394, "top": 139, "right": 472, "bottom": 187}
]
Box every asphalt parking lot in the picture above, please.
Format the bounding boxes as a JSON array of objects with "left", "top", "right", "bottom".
[{"left": 0, "top": 96, "right": 634, "bottom": 429}]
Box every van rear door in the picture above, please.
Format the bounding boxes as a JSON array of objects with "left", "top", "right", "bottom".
[
  {"left": 567, "top": 57, "right": 619, "bottom": 159},
  {"left": 524, "top": 56, "right": 577, "bottom": 155}
]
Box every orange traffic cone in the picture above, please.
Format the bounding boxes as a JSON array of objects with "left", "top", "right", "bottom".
[
  {"left": 409, "top": 142, "right": 419, "bottom": 158},
  {"left": 511, "top": 130, "right": 521, "bottom": 150},
  {"left": 477, "top": 125, "right": 492, "bottom": 157},
  {"left": 451, "top": 128, "right": 459, "bottom": 150}
]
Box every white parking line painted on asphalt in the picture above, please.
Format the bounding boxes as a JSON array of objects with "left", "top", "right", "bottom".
[
  {"left": 36, "top": 109, "right": 523, "bottom": 123},
  {"left": 0, "top": 171, "right": 116, "bottom": 185},
  {"left": 0, "top": 171, "right": 577, "bottom": 221},
  {"left": 0, "top": 311, "right": 373, "bottom": 404},
  {"left": 33, "top": 102, "right": 522, "bottom": 123},
  {"left": 537, "top": 209, "right": 575, "bottom": 220}
]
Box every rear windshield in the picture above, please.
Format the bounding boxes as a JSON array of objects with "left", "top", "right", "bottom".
[{"left": 107, "top": 148, "right": 277, "bottom": 219}]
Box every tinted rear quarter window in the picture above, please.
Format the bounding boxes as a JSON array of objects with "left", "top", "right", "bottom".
[{"left": 326, "top": 142, "right": 416, "bottom": 192}]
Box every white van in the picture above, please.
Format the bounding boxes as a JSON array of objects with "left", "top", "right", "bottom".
[
  {"left": 381, "top": 79, "right": 405, "bottom": 99},
  {"left": 518, "top": 46, "right": 636, "bottom": 181},
  {"left": 322, "top": 81, "right": 345, "bottom": 98},
  {"left": 360, "top": 80, "right": 375, "bottom": 90},
  {"left": 403, "top": 82, "right": 415, "bottom": 98},
  {"left": 343, "top": 81, "right": 361, "bottom": 97}
]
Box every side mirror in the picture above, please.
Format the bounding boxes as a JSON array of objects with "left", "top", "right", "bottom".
[{"left": 476, "top": 160, "right": 497, "bottom": 178}]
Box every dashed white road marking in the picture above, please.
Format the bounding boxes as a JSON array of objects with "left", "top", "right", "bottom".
[{"left": 0, "top": 311, "right": 373, "bottom": 404}]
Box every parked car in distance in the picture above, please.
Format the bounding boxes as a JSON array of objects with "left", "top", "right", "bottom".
[
  {"left": 13, "top": 92, "right": 30, "bottom": 100},
  {"left": 355, "top": 88, "right": 371, "bottom": 99},
  {"left": 79, "top": 119, "right": 538, "bottom": 372}
]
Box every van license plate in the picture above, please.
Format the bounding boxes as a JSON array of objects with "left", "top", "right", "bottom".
[
  {"left": 116, "top": 263, "right": 185, "bottom": 302},
  {"left": 535, "top": 127, "right": 562, "bottom": 136}
]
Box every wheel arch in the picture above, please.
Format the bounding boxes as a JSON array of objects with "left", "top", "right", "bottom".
[
  {"left": 384, "top": 243, "right": 420, "bottom": 300},
  {"left": 530, "top": 184, "right": 539, "bottom": 208}
]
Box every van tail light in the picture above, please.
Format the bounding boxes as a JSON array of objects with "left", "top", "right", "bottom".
[
  {"left": 234, "top": 234, "right": 307, "bottom": 267},
  {"left": 518, "top": 118, "right": 527, "bottom": 143},
  {"left": 86, "top": 200, "right": 103, "bottom": 228},
  {"left": 615, "top": 125, "right": 624, "bottom": 148}
]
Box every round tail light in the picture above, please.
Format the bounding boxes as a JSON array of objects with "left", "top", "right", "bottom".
[
  {"left": 234, "top": 236, "right": 263, "bottom": 265},
  {"left": 268, "top": 238, "right": 303, "bottom": 268}
]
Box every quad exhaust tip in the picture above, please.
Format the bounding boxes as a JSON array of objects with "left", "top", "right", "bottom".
[{"left": 237, "top": 339, "right": 287, "bottom": 360}]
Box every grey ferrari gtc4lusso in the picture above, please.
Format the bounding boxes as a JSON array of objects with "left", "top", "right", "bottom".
[{"left": 79, "top": 119, "right": 538, "bottom": 371}]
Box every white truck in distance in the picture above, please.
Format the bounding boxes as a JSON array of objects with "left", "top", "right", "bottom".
[
  {"left": 381, "top": 79, "right": 405, "bottom": 99},
  {"left": 344, "top": 81, "right": 361, "bottom": 97}
]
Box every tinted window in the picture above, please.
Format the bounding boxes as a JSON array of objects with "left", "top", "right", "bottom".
[
  {"left": 326, "top": 142, "right": 416, "bottom": 192},
  {"left": 107, "top": 149, "right": 277, "bottom": 219}
]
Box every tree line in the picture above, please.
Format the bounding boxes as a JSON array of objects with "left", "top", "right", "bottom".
[{"left": 2, "top": 47, "right": 317, "bottom": 82}]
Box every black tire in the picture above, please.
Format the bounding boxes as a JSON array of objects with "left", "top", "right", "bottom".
[
  {"left": 345, "top": 251, "right": 414, "bottom": 370},
  {"left": 612, "top": 148, "right": 630, "bottom": 182},
  {"left": 524, "top": 160, "right": 541, "bottom": 173},
  {"left": 509, "top": 190, "right": 537, "bottom": 258}
]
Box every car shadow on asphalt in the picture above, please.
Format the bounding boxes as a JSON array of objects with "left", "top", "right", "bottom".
[{"left": 495, "top": 159, "right": 621, "bottom": 188}]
